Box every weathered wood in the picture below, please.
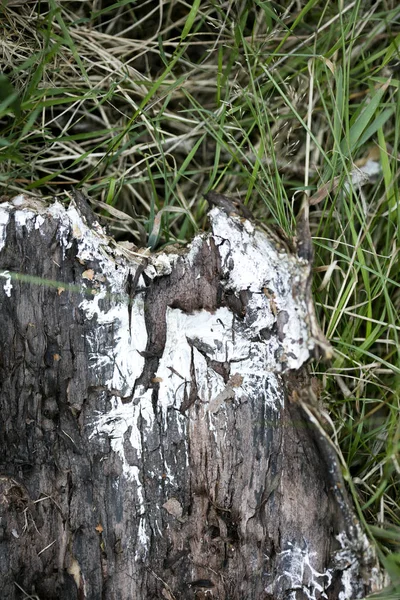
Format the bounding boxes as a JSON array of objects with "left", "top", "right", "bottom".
[{"left": 0, "top": 193, "right": 384, "bottom": 599}]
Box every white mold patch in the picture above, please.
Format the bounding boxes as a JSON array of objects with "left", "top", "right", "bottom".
[
  {"left": 334, "top": 530, "right": 383, "bottom": 599},
  {"left": 270, "top": 529, "right": 383, "bottom": 599},
  {"left": 155, "top": 305, "right": 285, "bottom": 417},
  {"left": 11, "top": 194, "right": 30, "bottom": 207},
  {"left": 14, "top": 209, "right": 37, "bottom": 230},
  {"left": 90, "top": 388, "right": 153, "bottom": 483},
  {"left": 1, "top": 197, "right": 316, "bottom": 450},
  {"left": 1, "top": 196, "right": 153, "bottom": 492},
  {"left": 0, "top": 207, "right": 10, "bottom": 252},
  {"left": 80, "top": 292, "right": 147, "bottom": 396},
  {"left": 87, "top": 204, "right": 316, "bottom": 484},
  {"left": 1, "top": 194, "right": 319, "bottom": 562},
  {"left": 0, "top": 270, "right": 13, "bottom": 297},
  {"left": 148, "top": 251, "right": 178, "bottom": 277},
  {"left": 209, "top": 208, "right": 314, "bottom": 370},
  {"left": 273, "top": 542, "right": 332, "bottom": 600},
  {"left": 47, "top": 201, "right": 110, "bottom": 262},
  {"left": 152, "top": 210, "right": 315, "bottom": 422}
]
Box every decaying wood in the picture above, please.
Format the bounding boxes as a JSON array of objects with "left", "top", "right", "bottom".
[{"left": 0, "top": 192, "right": 384, "bottom": 599}]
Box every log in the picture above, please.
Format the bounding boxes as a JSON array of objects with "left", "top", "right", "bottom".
[{"left": 0, "top": 192, "right": 384, "bottom": 599}]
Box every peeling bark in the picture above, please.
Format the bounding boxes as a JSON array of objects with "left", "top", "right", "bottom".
[{"left": 0, "top": 193, "right": 384, "bottom": 599}]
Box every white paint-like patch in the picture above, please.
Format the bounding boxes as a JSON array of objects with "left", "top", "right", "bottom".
[
  {"left": 81, "top": 205, "right": 316, "bottom": 499},
  {"left": 44, "top": 204, "right": 152, "bottom": 514},
  {"left": 47, "top": 201, "right": 72, "bottom": 250},
  {"left": 304, "top": 528, "right": 385, "bottom": 599},
  {"left": 54, "top": 203, "right": 106, "bottom": 262},
  {"left": 90, "top": 388, "right": 154, "bottom": 559},
  {"left": 186, "top": 234, "right": 204, "bottom": 267},
  {"left": 8, "top": 204, "right": 47, "bottom": 233},
  {"left": 162, "top": 453, "right": 177, "bottom": 485},
  {"left": 152, "top": 211, "right": 314, "bottom": 423},
  {"left": 0, "top": 208, "right": 10, "bottom": 252},
  {"left": 338, "top": 568, "right": 354, "bottom": 600},
  {"left": 0, "top": 270, "right": 13, "bottom": 297}
]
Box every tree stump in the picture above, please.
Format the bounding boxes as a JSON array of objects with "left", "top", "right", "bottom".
[{"left": 0, "top": 193, "right": 384, "bottom": 599}]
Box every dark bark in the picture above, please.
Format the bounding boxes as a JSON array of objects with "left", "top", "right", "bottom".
[{"left": 0, "top": 194, "right": 383, "bottom": 599}]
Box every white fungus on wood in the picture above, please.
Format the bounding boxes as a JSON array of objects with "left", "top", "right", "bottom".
[{"left": 0, "top": 193, "right": 386, "bottom": 599}]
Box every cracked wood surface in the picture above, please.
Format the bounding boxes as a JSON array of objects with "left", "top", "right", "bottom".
[{"left": 0, "top": 194, "right": 383, "bottom": 599}]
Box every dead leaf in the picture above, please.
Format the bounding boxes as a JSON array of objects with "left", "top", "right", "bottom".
[
  {"left": 94, "top": 200, "right": 135, "bottom": 221},
  {"left": 163, "top": 498, "right": 183, "bottom": 519},
  {"left": 309, "top": 176, "right": 341, "bottom": 205},
  {"left": 82, "top": 269, "right": 94, "bottom": 281},
  {"left": 229, "top": 373, "right": 243, "bottom": 388}
]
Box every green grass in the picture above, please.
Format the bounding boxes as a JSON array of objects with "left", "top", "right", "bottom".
[{"left": 1, "top": 0, "right": 400, "bottom": 596}]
